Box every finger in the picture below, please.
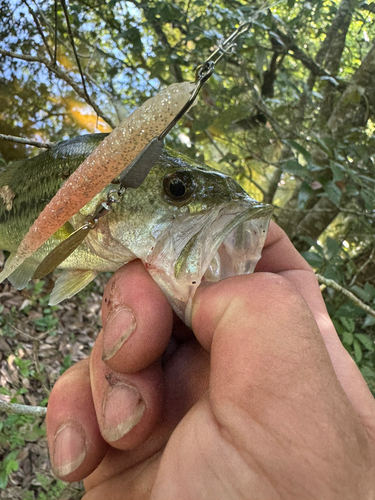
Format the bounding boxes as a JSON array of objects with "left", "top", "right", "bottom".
[
  {"left": 101, "top": 260, "right": 173, "bottom": 373},
  {"left": 256, "top": 220, "right": 312, "bottom": 274},
  {"left": 256, "top": 222, "right": 328, "bottom": 326},
  {"left": 255, "top": 222, "right": 328, "bottom": 334},
  {"left": 256, "top": 223, "right": 342, "bottom": 352},
  {"left": 46, "top": 359, "right": 108, "bottom": 482},
  {"left": 192, "top": 273, "right": 374, "bottom": 494},
  {"left": 84, "top": 338, "right": 210, "bottom": 494},
  {"left": 257, "top": 223, "right": 375, "bottom": 435},
  {"left": 90, "top": 330, "right": 163, "bottom": 449}
]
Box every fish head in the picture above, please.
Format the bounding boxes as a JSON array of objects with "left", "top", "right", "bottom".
[{"left": 109, "top": 149, "right": 273, "bottom": 324}]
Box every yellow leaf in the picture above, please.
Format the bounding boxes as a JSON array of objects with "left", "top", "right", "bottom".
[{"left": 67, "top": 99, "right": 112, "bottom": 132}]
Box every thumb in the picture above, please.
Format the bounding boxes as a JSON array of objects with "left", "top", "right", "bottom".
[
  {"left": 191, "top": 273, "right": 336, "bottom": 405},
  {"left": 191, "top": 273, "right": 372, "bottom": 495}
]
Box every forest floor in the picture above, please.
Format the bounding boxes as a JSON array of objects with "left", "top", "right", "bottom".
[{"left": 0, "top": 251, "right": 109, "bottom": 500}]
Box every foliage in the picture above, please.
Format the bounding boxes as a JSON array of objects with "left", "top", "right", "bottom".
[
  {"left": 0, "top": 408, "right": 45, "bottom": 489},
  {"left": 0, "top": 0, "right": 374, "bottom": 493},
  {"left": 0, "top": 274, "right": 100, "bottom": 496}
]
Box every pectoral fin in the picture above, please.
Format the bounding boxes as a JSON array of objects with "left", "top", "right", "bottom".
[
  {"left": 6, "top": 254, "right": 40, "bottom": 290},
  {"left": 49, "top": 269, "right": 97, "bottom": 305}
]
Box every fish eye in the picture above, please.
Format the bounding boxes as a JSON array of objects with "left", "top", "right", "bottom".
[{"left": 163, "top": 171, "right": 195, "bottom": 204}]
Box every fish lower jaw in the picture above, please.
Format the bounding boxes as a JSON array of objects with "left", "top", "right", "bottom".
[{"left": 150, "top": 216, "right": 270, "bottom": 326}]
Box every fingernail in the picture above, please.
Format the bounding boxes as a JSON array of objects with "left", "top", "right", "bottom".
[
  {"left": 52, "top": 422, "right": 87, "bottom": 477},
  {"left": 102, "top": 307, "right": 137, "bottom": 361},
  {"left": 102, "top": 383, "right": 145, "bottom": 442}
]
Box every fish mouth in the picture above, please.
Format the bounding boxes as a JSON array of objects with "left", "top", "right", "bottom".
[{"left": 145, "top": 201, "right": 273, "bottom": 325}]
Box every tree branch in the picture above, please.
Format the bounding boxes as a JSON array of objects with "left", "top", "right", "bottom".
[
  {"left": 0, "top": 399, "right": 47, "bottom": 417},
  {"left": 204, "top": 129, "right": 266, "bottom": 196},
  {"left": 0, "top": 49, "right": 116, "bottom": 129},
  {"left": 271, "top": 27, "right": 340, "bottom": 83},
  {"left": 349, "top": 247, "right": 375, "bottom": 287},
  {"left": 274, "top": 205, "right": 375, "bottom": 221},
  {"left": 0, "top": 48, "right": 46, "bottom": 63},
  {"left": 0, "top": 133, "right": 52, "bottom": 148},
  {"left": 23, "top": 0, "right": 53, "bottom": 61},
  {"left": 60, "top": 0, "right": 95, "bottom": 110},
  {"left": 316, "top": 273, "right": 375, "bottom": 319},
  {"left": 360, "top": 3, "right": 375, "bottom": 13}
]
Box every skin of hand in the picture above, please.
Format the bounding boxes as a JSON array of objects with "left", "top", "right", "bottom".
[{"left": 46, "top": 222, "right": 375, "bottom": 500}]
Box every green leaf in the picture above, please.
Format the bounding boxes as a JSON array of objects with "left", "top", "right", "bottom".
[
  {"left": 297, "top": 181, "right": 314, "bottom": 209},
  {"left": 353, "top": 339, "right": 363, "bottom": 363},
  {"left": 311, "top": 133, "right": 332, "bottom": 155},
  {"left": 0, "top": 470, "right": 8, "bottom": 489},
  {"left": 5, "top": 459, "right": 18, "bottom": 475},
  {"left": 354, "top": 334, "right": 374, "bottom": 352},
  {"left": 360, "top": 366, "right": 375, "bottom": 380},
  {"left": 307, "top": 162, "right": 325, "bottom": 172},
  {"left": 335, "top": 302, "right": 364, "bottom": 318},
  {"left": 359, "top": 189, "right": 374, "bottom": 210},
  {"left": 280, "top": 159, "right": 307, "bottom": 176},
  {"left": 325, "top": 236, "right": 341, "bottom": 260},
  {"left": 364, "top": 282, "right": 375, "bottom": 301},
  {"left": 350, "top": 285, "right": 372, "bottom": 303},
  {"left": 342, "top": 330, "right": 354, "bottom": 346},
  {"left": 340, "top": 317, "right": 355, "bottom": 333},
  {"left": 322, "top": 180, "right": 342, "bottom": 207},
  {"left": 345, "top": 184, "right": 359, "bottom": 196},
  {"left": 364, "top": 315, "right": 375, "bottom": 328},
  {"left": 300, "top": 251, "right": 324, "bottom": 268},
  {"left": 284, "top": 140, "right": 311, "bottom": 162},
  {"left": 329, "top": 160, "right": 345, "bottom": 181}
]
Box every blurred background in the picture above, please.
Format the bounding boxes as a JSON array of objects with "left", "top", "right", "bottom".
[{"left": 0, "top": 0, "right": 374, "bottom": 497}]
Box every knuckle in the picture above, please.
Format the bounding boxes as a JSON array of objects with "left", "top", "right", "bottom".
[{"left": 230, "top": 272, "right": 305, "bottom": 316}]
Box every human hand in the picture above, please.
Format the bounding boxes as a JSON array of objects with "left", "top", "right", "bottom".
[{"left": 46, "top": 222, "right": 375, "bottom": 499}]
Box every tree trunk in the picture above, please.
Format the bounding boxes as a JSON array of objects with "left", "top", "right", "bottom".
[
  {"left": 327, "top": 41, "right": 375, "bottom": 135},
  {"left": 317, "top": 0, "right": 358, "bottom": 122},
  {"left": 281, "top": 2, "right": 374, "bottom": 250}
]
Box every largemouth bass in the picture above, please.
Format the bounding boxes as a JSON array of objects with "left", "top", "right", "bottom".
[{"left": 0, "top": 134, "right": 273, "bottom": 323}]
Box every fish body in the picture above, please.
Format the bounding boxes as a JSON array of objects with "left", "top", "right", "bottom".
[{"left": 0, "top": 134, "right": 273, "bottom": 323}]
